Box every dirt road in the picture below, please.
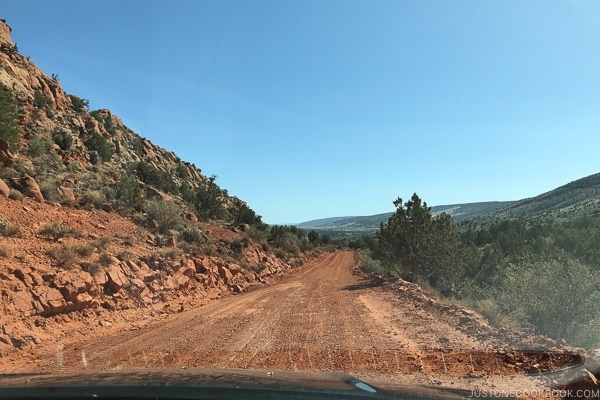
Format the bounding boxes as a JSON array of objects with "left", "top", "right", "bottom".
[{"left": 52, "top": 251, "right": 580, "bottom": 388}]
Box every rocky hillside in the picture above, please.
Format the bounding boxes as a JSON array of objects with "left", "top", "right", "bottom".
[
  {"left": 0, "top": 195, "right": 301, "bottom": 352},
  {"left": 0, "top": 19, "right": 241, "bottom": 217},
  {"left": 0, "top": 19, "right": 319, "bottom": 358}
]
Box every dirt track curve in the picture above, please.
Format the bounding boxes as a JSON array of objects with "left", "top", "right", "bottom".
[{"left": 50, "top": 251, "right": 581, "bottom": 388}]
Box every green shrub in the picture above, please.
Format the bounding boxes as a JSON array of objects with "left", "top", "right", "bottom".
[
  {"left": 191, "top": 175, "right": 226, "bottom": 221},
  {"left": 12, "top": 158, "right": 35, "bottom": 176},
  {"left": 32, "top": 153, "right": 62, "bottom": 177},
  {"left": 118, "top": 234, "right": 135, "bottom": 247},
  {"left": 134, "top": 161, "right": 177, "bottom": 194},
  {"left": 230, "top": 238, "right": 249, "bottom": 254},
  {"left": 8, "top": 189, "right": 23, "bottom": 200},
  {"left": 81, "top": 262, "right": 102, "bottom": 276},
  {"left": 88, "top": 150, "right": 100, "bottom": 165},
  {"left": 116, "top": 250, "right": 135, "bottom": 261},
  {"left": 246, "top": 263, "right": 266, "bottom": 273},
  {"left": 27, "top": 133, "right": 53, "bottom": 157},
  {"left": 84, "top": 132, "right": 112, "bottom": 163},
  {"left": 359, "top": 250, "right": 385, "bottom": 275},
  {"left": 81, "top": 190, "right": 106, "bottom": 209},
  {"left": 69, "top": 95, "right": 89, "bottom": 112},
  {"left": 115, "top": 174, "right": 144, "bottom": 211},
  {"left": 33, "top": 89, "right": 50, "bottom": 109},
  {"left": 146, "top": 199, "right": 181, "bottom": 234},
  {"left": 91, "top": 236, "right": 111, "bottom": 249},
  {"left": 46, "top": 245, "right": 78, "bottom": 268},
  {"left": 274, "top": 249, "right": 286, "bottom": 259},
  {"left": 179, "top": 227, "right": 204, "bottom": 244},
  {"left": 51, "top": 128, "right": 73, "bottom": 151},
  {"left": 66, "top": 161, "right": 79, "bottom": 172},
  {"left": 40, "top": 222, "right": 78, "bottom": 242},
  {"left": 0, "top": 220, "right": 20, "bottom": 237},
  {"left": 493, "top": 259, "right": 600, "bottom": 347},
  {"left": 98, "top": 252, "right": 113, "bottom": 267},
  {"left": 158, "top": 247, "right": 182, "bottom": 260},
  {"left": 0, "top": 83, "right": 19, "bottom": 152},
  {"left": 230, "top": 239, "right": 243, "bottom": 253},
  {"left": 38, "top": 177, "right": 61, "bottom": 202},
  {"left": 177, "top": 242, "right": 202, "bottom": 257},
  {"left": 72, "top": 243, "right": 94, "bottom": 257}
]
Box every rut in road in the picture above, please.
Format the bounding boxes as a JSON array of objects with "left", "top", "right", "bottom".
[{"left": 57, "top": 251, "right": 578, "bottom": 378}]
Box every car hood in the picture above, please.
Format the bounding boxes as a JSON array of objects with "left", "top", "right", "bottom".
[{"left": 0, "top": 368, "right": 473, "bottom": 399}]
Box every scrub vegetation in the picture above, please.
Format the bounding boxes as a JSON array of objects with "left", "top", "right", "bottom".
[{"left": 356, "top": 193, "right": 600, "bottom": 348}]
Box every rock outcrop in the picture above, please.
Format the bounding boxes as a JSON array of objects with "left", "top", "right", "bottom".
[
  {"left": 8, "top": 175, "right": 44, "bottom": 201},
  {"left": 0, "top": 139, "right": 14, "bottom": 167},
  {"left": 0, "top": 178, "right": 9, "bottom": 197}
]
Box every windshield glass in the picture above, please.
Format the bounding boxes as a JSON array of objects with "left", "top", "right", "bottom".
[{"left": 1, "top": 1, "right": 599, "bottom": 398}]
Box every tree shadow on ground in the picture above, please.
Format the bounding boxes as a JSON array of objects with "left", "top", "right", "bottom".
[{"left": 341, "top": 275, "right": 386, "bottom": 291}]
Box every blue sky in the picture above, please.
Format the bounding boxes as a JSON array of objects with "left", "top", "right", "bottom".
[{"left": 3, "top": 1, "right": 600, "bottom": 224}]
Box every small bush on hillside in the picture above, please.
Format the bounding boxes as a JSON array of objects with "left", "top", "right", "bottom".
[
  {"left": 27, "top": 133, "right": 53, "bottom": 157},
  {"left": 177, "top": 242, "right": 202, "bottom": 257},
  {"left": 0, "top": 220, "right": 20, "bottom": 237},
  {"left": 0, "top": 83, "right": 19, "bottom": 152},
  {"left": 46, "top": 245, "right": 78, "bottom": 268},
  {"left": 493, "top": 259, "right": 600, "bottom": 347},
  {"left": 40, "top": 222, "right": 78, "bottom": 242},
  {"left": 72, "top": 243, "right": 95, "bottom": 257},
  {"left": 38, "top": 177, "right": 61, "bottom": 202},
  {"left": 81, "top": 262, "right": 102, "bottom": 276},
  {"left": 179, "top": 227, "right": 204, "bottom": 244},
  {"left": 33, "top": 89, "right": 51, "bottom": 109},
  {"left": 115, "top": 174, "right": 144, "bottom": 212},
  {"left": 84, "top": 133, "right": 112, "bottom": 163},
  {"left": 8, "top": 189, "right": 23, "bottom": 200},
  {"left": 274, "top": 249, "right": 286, "bottom": 259},
  {"left": 134, "top": 161, "right": 178, "bottom": 194},
  {"left": 88, "top": 150, "right": 100, "bottom": 165},
  {"left": 66, "top": 161, "right": 79, "bottom": 172},
  {"left": 69, "top": 95, "right": 89, "bottom": 112},
  {"left": 12, "top": 158, "right": 35, "bottom": 177},
  {"left": 158, "top": 247, "right": 183, "bottom": 260},
  {"left": 81, "top": 190, "right": 106, "bottom": 209},
  {"left": 186, "top": 175, "right": 227, "bottom": 221},
  {"left": 230, "top": 238, "right": 249, "bottom": 254},
  {"left": 32, "top": 153, "right": 62, "bottom": 177},
  {"left": 146, "top": 199, "right": 181, "bottom": 234},
  {"left": 359, "top": 250, "right": 385, "bottom": 275},
  {"left": 116, "top": 250, "right": 135, "bottom": 261},
  {"left": 98, "top": 252, "right": 113, "bottom": 267},
  {"left": 246, "top": 262, "right": 266, "bottom": 273},
  {"left": 91, "top": 236, "right": 110, "bottom": 249},
  {"left": 117, "top": 234, "right": 135, "bottom": 247},
  {"left": 51, "top": 128, "right": 73, "bottom": 151}
]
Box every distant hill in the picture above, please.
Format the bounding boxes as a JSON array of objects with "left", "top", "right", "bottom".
[
  {"left": 297, "top": 201, "right": 511, "bottom": 238},
  {"left": 299, "top": 172, "right": 600, "bottom": 238},
  {"left": 296, "top": 216, "right": 355, "bottom": 228},
  {"left": 471, "top": 172, "right": 600, "bottom": 224},
  {"left": 430, "top": 202, "right": 513, "bottom": 222}
]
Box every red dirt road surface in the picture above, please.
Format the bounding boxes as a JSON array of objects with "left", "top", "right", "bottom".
[{"left": 44, "top": 251, "right": 582, "bottom": 389}]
